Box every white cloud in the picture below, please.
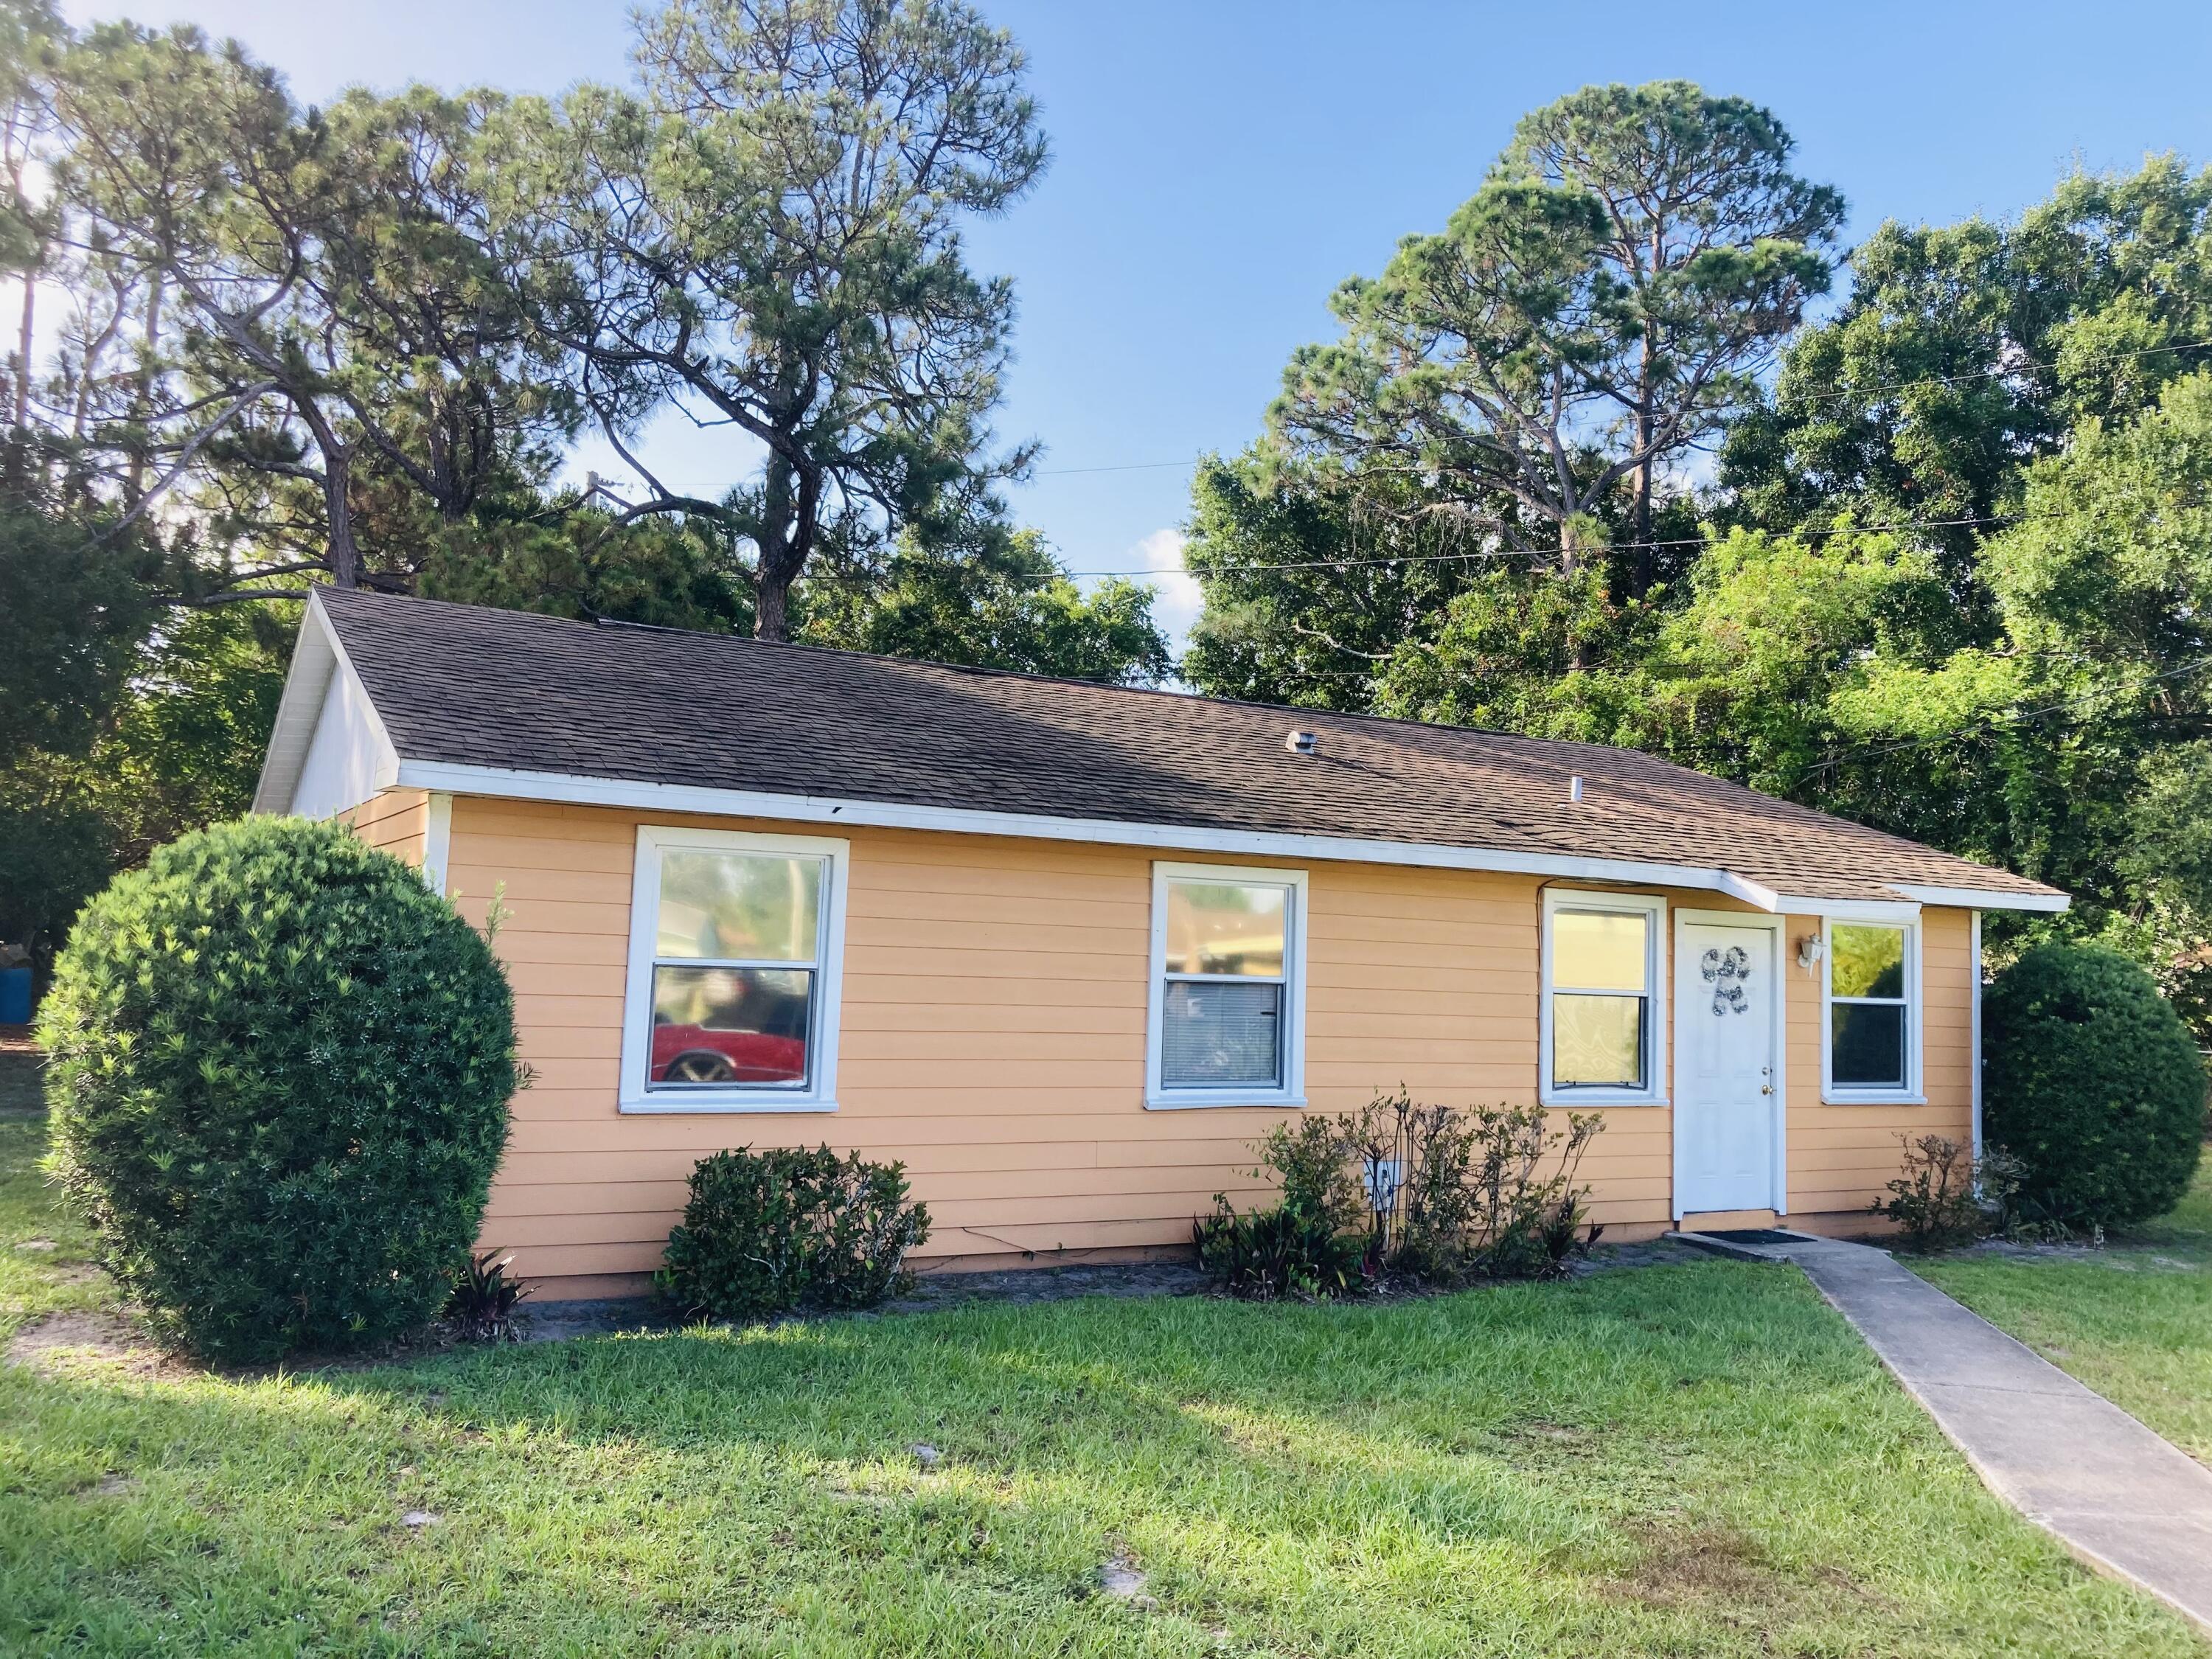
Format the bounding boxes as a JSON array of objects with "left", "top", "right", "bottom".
[{"left": 1128, "top": 526, "right": 1203, "bottom": 655}]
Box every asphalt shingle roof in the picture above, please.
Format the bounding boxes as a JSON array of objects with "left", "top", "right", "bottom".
[{"left": 316, "top": 587, "right": 2061, "bottom": 906}]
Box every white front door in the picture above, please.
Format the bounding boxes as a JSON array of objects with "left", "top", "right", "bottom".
[{"left": 1674, "top": 919, "right": 1781, "bottom": 1216}]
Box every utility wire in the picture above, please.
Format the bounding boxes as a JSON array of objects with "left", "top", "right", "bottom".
[{"left": 1805, "top": 653, "right": 2212, "bottom": 773}]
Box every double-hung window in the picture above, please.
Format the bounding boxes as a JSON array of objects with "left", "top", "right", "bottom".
[
  {"left": 1823, "top": 917, "right": 1920, "bottom": 1101},
  {"left": 619, "top": 827, "right": 848, "bottom": 1112},
  {"left": 1147, "top": 863, "right": 1307, "bottom": 1108},
  {"left": 1540, "top": 890, "right": 1666, "bottom": 1105}
]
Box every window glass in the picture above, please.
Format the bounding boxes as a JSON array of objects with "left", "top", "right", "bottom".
[
  {"left": 1160, "top": 980, "right": 1283, "bottom": 1088},
  {"left": 1551, "top": 910, "right": 1649, "bottom": 992},
  {"left": 1163, "top": 881, "right": 1287, "bottom": 977},
  {"left": 1830, "top": 924, "right": 1905, "bottom": 999},
  {"left": 649, "top": 965, "right": 813, "bottom": 1088},
  {"left": 656, "top": 851, "right": 821, "bottom": 961},
  {"left": 1554, "top": 992, "right": 1647, "bottom": 1089},
  {"left": 1831, "top": 1001, "right": 1906, "bottom": 1088}
]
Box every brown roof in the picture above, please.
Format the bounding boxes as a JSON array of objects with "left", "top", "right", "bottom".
[{"left": 313, "top": 587, "right": 2062, "bottom": 908}]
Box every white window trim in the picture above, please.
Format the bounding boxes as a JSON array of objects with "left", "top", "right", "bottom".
[
  {"left": 1540, "top": 888, "right": 1669, "bottom": 1107},
  {"left": 618, "top": 824, "right": 850, "bottom": 1114},
  {"left": 1820, "top": 908, "right": 1924, "bottom": 1105},
  {"left": 1146, "top": 860, "right": 1308, "bottom": 1110}
]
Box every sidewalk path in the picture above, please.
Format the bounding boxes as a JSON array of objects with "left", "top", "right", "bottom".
[{"left": 1683, "top": 1231, "right": 2212, "bottom": 1635}]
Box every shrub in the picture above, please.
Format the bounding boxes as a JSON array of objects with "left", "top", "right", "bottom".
[
  {"left": 1194, "top": 1092, "right": 1606, "bottom": 1298},
  {"left": 658, "top": 1145, "right": 931, "bottom": 1321},
  {"left": 1983, "top": 942, "right": 2207, "bottom": 1230},
  {"left": 38, "top": 816, "right": 517, "bottom": 1362},
  {"left": 1872, "top": 1133, "right": 2024, "bottom": 1251}
]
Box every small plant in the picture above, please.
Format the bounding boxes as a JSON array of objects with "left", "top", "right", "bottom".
[
  {"left": 1460, "top": 1103, "right": 1604, "bottom": 1280},
  {"left": 445, "top": 1250, "right": 532, "bottom": 1341},
  {"left": 658, "top": 1145, "right": 931, "bottom": 1321},
  {"left": 1867, "top": 1141, "right": 2026, "bottom": 1256}
]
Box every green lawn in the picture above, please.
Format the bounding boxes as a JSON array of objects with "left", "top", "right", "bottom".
[
  {"left": 1, "top": 1060, "right": 2202, "bottom": 1658},
  {"left": 1916, "top": 1161, "right": 2212, "bottom": 1464}
]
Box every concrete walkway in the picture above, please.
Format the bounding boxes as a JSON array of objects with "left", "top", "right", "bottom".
[{"left": 1678, "top": 1231, "right": 2212, "bottom": 1635}]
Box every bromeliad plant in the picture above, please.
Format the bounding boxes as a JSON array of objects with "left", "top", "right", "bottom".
[
  {"left": 445, "top": 1250, "right": 533, "bottom": 1341},
  {"left": 1195, "top": 1089, "right": 1605, "bottom": 1300}
]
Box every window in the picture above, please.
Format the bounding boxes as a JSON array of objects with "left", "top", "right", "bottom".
[
  {"left": 1541, "top": 891, "right": 1666, "bottom": 1105},
  {"left": 1824, "top": 917, "right": 1920, "bottom": 1100},
  {"left": 1147, "top": 863, "right": 1307, "bottom": 1107},
  {"left": 619, "top": 827, "right": 848, "bottom": 1112}
]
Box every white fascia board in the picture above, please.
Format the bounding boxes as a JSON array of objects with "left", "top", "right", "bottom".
[
  {"left": 387, "top": 758, "right": 2071, "bottom": 914},
  {"left": 252, "top": 590, "right": 401, "bottom": 818},
  {"left": 1770, "top": 894, "right": 1921, "bottom": 922},
  {"left": 395, "top": 758, "right": 1750, "bottom": 891},
  {"left": 1891, "top": 882, "right": 2070, "bottom": 914}
]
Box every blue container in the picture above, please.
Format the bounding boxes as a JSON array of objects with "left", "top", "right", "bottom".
[{"left": 0, "top": 967, "right": 30, "bottom": 1026}]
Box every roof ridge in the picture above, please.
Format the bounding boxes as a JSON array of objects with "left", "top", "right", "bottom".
[{"left": 315, "top": 585, "right": 1745, "bottom": 771}]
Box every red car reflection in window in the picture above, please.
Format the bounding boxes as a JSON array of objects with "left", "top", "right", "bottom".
[{"left": 650, "top": 1023, "right": 808, "bottom": 1085}]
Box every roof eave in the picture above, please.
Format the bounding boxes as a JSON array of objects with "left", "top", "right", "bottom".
[{"left": 390, "top": 755, "right": 2070, "bottom": 914}]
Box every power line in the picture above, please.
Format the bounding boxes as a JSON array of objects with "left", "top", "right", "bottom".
[
  {"left": 1806, "top": 653, "right": 2212, "bottom": 773},
  {"left": 590, "top": 333, "right": 2212, "bottom": 498},
  {"left": 1784, "top": 335, "right": 2212, "bottom": 409},
  {"left": 1052, "top": 511, "right": 2014, "bottom": 583}
]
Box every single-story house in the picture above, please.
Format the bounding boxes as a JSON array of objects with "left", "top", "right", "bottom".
[{"left": 255, "top": 588, "right": 2068, "bottom": 1300}]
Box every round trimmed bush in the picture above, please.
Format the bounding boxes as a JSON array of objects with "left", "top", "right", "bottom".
[
  {"left": 38, "top": 816, "right": 517, "bottom": 1361},
  {"left": 1983, "top": 942, "right": 2206, "bottom": 1230}
]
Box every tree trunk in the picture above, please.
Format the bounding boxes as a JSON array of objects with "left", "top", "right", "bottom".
[
  {"left": 126, "top": 273, "right": 164, "bottom": 501},
  {"left": 1631, "top": 344, "right": 1655, "bottom": 597},
  {"left": 13, "top": 257, "right": 34, "bottom": 430},
  {"left": 325, "top": 444, "right": 359, "bottom": 588},
  {"left": 1631, "top": 226, "right": 1661, "bottom": 598},
  {"left": 752, "top": 446, "right": 818, "bottom": 643}
]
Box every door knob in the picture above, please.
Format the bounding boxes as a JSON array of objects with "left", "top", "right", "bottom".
[{"left": 1761, "top": 1084, "right": 1773, "bottom": 1095}]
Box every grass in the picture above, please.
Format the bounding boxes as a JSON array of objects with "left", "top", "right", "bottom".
[
  {"left": 1, "top": 1056, "right": 2202, "bottom": 1657},
  {"left": 1915, "top": 1160, "right": 2212, "bottom": 1464}
]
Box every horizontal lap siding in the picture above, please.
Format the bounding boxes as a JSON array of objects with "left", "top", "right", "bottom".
[
  {"left": 345, "top": 787, "right": 428, "bottom": 865},
  {"left": 1782, "top": 905, "right": 1975, "bottom": 1218},
  {"left": 425, "top": 793, "right": 1980, "bottom": 1288}
]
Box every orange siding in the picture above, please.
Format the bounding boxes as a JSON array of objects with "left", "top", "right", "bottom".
[
  {"left": 424, "top": 793, "right": 1977, "bottom": 1295},
  {"left": 346, "top": 786, "right": 430, "bottom": 868},
  {"left": 1784, "top": 904, "right": 1975, "bottom": 1217}
]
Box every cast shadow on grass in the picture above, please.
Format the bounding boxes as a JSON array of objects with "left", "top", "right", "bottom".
[{"left": 5, "top": 1265, "right": 2202, "bottom": 1658}]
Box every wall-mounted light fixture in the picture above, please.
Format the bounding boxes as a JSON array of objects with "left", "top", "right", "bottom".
[{"left": 1796, "top": 933, "right": 1826, "bottom": 972}]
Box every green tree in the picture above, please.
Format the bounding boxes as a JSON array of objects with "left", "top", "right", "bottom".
[
  {"left": 1180, "top": 453, "right": 1486, "bottom": 711},
  {"left": 497, "top": 0, "right": 1047, "bottom": 641},
  {"left": 1271, "top": 80, "right": 1840, "bottom": 599},
  {"left": 799, "top": 521, "right": 1169, "bottom": 684},
  {"left": 52, "top": 26, "right": 568, "bottom": 591},
  {"left": 1722, "top": 156, "right": 2212, "bottom": 605}
]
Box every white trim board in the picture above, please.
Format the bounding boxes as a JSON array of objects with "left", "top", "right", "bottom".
[
  {"left": 254, "top": 590, "right": 400, "bottom": 819},
  {"left": 1145, "top": 860, "right": 1310, "bottom": 1110},
  {"left": 422, "top": 793, "right": 453, "bottom": 897},
  {"left": 1670, "top": 908, "right": 1788, "bottom": 1220},
  {"left": 616, "top": 824, "right": 851, "bottom": 1116},
  {"left": 1539, "top": 888, "right": 1669, "bottom": 1109},
  {"left": 385, "top": 756, "right": 2070, "bottom": 916}
]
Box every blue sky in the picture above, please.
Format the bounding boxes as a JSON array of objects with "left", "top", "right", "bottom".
[{"left": 60, "top": 0, "right": 2212, "bottom": 644}]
